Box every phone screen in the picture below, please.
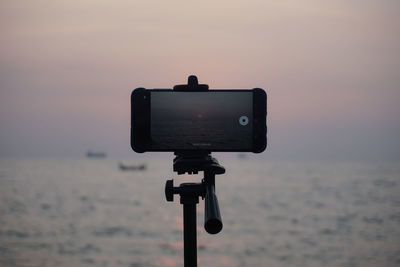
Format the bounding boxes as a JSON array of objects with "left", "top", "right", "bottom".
[{"left": 150, "top": 91, "right": 253, "bottom": 150}]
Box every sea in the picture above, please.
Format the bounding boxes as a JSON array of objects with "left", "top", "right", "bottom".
[{"left": 0, "top": 156, "right": 399, "bottom": 267}]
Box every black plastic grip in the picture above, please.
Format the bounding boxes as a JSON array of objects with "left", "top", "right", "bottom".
[{"left": 204, "top": 184, "right": 223, "bottom": 234}]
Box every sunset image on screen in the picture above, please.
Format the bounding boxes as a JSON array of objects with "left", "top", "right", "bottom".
[{"left": 150, "top": 91, "right": 253, "bottom": 150}]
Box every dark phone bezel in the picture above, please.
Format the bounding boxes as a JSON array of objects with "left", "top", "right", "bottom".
[{"left": 131, "top": 88, "right": 267, "bottom": 153}]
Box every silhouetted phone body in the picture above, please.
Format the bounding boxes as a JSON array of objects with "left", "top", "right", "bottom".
[{"left": 131, "top": 88, "right": 267, "bottom": 153}]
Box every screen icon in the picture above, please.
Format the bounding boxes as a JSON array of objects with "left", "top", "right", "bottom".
[{"left": 239, "top": 116, "right": 249, "bottom": 126}]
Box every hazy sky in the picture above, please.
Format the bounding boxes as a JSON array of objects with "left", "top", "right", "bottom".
[{"left": 0, "top": 0, "right": 399, "bottom": 160}]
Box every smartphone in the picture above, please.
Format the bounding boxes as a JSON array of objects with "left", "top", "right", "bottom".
[{"left": 131, "top": 88, "right": 267, "bottom": 153}]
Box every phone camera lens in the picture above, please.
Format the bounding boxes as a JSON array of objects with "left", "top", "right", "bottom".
[{"left": 239, "top": 116, "right": 249, "bottom": 126}]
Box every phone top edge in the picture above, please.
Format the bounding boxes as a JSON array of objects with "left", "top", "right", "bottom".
[{"left": 132, "top": 88, "right": 265, "bottom": 92}]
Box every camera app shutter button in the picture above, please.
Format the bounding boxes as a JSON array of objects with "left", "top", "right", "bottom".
[{"left": 239, "top": 116, "right": 249, "bottom": 126}]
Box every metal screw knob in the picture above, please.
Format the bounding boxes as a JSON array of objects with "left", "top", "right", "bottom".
[{"left": 165, "top": 179, "right": 174, "bottom": 202}]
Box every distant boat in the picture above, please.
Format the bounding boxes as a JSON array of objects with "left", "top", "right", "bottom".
[
  {"left": 237, "top": 153, "right": 247, "bottom": 159},
  {"left": 86, "top": 151, "right": 107, "bottom": 158},
  {"left": 119, "top": 163, "right": 147, "bottom": 171}
]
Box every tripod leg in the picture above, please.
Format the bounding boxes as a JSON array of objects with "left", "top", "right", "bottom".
[{"left": 183, "top": 203, "right": 197, "bottom": 267}]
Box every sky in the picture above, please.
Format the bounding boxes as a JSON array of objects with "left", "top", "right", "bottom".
[{"left": 0, "top": 0, "right": 399, "bottom": 160}]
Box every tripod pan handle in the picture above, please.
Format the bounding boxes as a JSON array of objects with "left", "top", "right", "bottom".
[{"left": 204, "top": 184, "right": 223, "bottom": 234}]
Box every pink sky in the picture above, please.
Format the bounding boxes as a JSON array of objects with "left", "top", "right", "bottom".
[{"left": 0, "top": 0, "right": 399, "bottom": 159}]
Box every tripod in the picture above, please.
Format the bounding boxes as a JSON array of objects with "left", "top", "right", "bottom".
[
  {"left": 164, "top": 76, "right": 226, "bottom": 267},
  {"left": 165, "top": 152, "right": 225, "bottom": 267}
]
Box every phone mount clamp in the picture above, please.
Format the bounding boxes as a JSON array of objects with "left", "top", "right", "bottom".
[{"left": 165, "top": 75, "right": 225, "bottom": 267}]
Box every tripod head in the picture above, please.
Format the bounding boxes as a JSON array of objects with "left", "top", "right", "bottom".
[
  {"left": 173, "top": 152, "right": 225, "bottom": 175},
  {"left": 166, "top": 152, "right": 225, "bottom": 234}
]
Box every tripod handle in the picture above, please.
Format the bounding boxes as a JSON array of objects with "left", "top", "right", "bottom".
[{"left": 204, "top": 183, "right": 223, "bottom": 234}]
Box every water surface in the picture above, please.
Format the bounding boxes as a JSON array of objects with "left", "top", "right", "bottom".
[{"left": 0, "top": 157, "right": 399, "bottom": 266}]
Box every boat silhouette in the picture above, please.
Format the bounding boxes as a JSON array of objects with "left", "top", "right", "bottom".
[
  {"left": 119, "top": 163, "right": 147, "bottom": 171},
  {"left": 86, "top": 151, "right": 107, "bottom": 158}
]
